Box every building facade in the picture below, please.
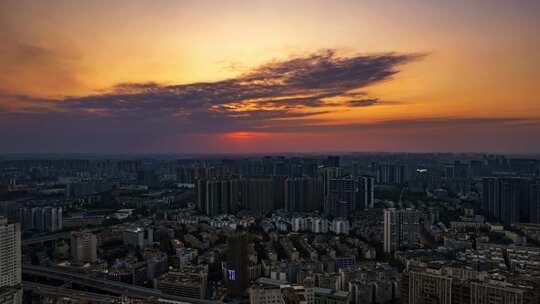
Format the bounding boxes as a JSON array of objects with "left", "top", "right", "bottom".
[
  {"left": 0, "top": 217, "right": 21, "bottom": 304},
  {"left": 70, "top": 231, "right": 97, "bottom": 264},
  {"left": 384, "top": 208, "right": 422, "bottom": 253}
]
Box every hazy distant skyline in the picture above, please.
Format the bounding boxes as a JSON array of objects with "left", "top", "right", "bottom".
[{"left": 1, "top": 0, "right": 540, "bottom": 153}]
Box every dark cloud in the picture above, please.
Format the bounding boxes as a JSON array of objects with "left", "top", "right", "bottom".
[
  {"left": 4, "top": 50, "right": 422, "bottom": 130},
  {"left": 0, "top": 49, "right": 431, "bottom": 152},
  {"left": 42, "top": 50, "right": 422, "bottom": 129},
  {"left": 346, "top": 98, "right": 404, "bottom": 107},
  {"left": 253, "top": 117, "right": 540, "bottom": 133},
  {"left": 110, "top": 82, "right": 163, "bottom": 94},
  {"left": 347, "top": 98, "right": 380, "bottom": 107}
]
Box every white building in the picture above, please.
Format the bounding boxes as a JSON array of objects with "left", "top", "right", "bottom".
[
  {"left": 18, "top": 206, "right": 62, "bottom": 232},
  {"left": 0, "top": 217, "right": 21, "bottom": 290},
  {"left": 330, "top": 219, "right": 350, "bottom": 235},
  {"left": 42, "top": 206, "right": 63, "bottom": 232},
  {"left": 292, "top": 217, "right": 306, "bottom": 232},
  {"left": 311, "top": 218, "right": 329, "bottom": 234}
]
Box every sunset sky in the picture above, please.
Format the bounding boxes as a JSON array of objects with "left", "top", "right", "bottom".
[{"left": 1, "top": 0, "right": 540, "bottom": 153}]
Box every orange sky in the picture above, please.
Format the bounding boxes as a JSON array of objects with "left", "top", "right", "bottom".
[{"left": 1, "top": 0, "right": 539, "bottom": 153}]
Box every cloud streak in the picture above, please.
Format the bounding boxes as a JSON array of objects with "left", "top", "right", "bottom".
[
  {"left": 0, "top": 49, "right": 437, "bottom": 152},
  {"left": 49, "top": 50, "right": 422, "bottom": 124}
]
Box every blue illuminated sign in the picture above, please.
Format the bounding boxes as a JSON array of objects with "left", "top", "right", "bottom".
[{"left": 227, "top": 269, "right": 236, "bottom": 281}]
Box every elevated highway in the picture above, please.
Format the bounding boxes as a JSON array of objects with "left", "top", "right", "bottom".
[{"left": 23, "top": 265, "right": 220, "bottom": 304}]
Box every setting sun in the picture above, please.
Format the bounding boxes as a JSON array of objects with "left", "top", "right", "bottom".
[{"left": 223, "top": 132, "right": 271, "bottom": 141}]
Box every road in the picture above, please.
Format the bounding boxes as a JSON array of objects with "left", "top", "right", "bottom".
[
  {"left": 22, "top": 228, "right": 103, "bottom": 246},
  {"left": 23, "top": 281, "right": 124, "bottom": 303},
  {"left": 23, "top": 265, "right": 220, "bottom": 304},
  {"left": 22, "top": 232, "right": 71, "bottom": 246}
]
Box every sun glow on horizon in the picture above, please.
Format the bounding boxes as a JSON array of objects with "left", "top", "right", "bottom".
[{"left": 222, "top": 131, "right": 273, "bottom": 141}]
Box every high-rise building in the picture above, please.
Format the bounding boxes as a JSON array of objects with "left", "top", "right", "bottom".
[
  {"left": 301, "top": 158, "right": 318, "bottom": 177},
  {"left": 137, "top": 169, "right": 160, "bottom": 188},
  {"left": 198, "top": 178, "right": 212, "bottom": 214},
  {"left": 482, "top": 177, "right": 529, "bottom": 225},
  {"left": 0, "top": 287, "right": 22, "bottom": 304},
  {"left": 325, "top": 176, "right": 374, "bottom": 215},
  {"left": 226, "top": 233, "right": 250, "bottom": 297},
  {"left": 239, "top": 178, "right": 274, "bottom": 215},
  {"left": 383, "top": 208, "right": 422, "bottom": 253},
  {"left": 377, "top": 164, "right": 407, "bottom": 185},
  {"left": 196, "top": 179, "right": 209, "bottom": 214},
  {"left": 445, "top": 161, "right": 469, "bottom": 180},
  {"left": 498, "top": 178, "right": 522, "bottom": 225},
  {"left": 469, "top": 160, "right": 484, "bottom": 177},
  {"left": 326, "top": 178, "right": 355, "bottom": 216},
  {"left": 357, "top": 176, "right": 375, "bottom": 209},
  {"left": 285, "top": 177, "right": 322, "bottom": 213},
  {"left": 530, "top": 179, "right": 540, "bottom": 224},
  {"left": 43, "top": 206, "right": 63, "bottom": 232},
  {"left": 482, "top": 177, "right": 500, "bottom": 219},
  {"left": 198, "top": 177, "right": 278, "bottom": 216},
  {"left": 272, "top": 176, "right": 286, "bottom": 210},
  {"left": 0, "top": 217, "right": 21, "bottom": 303},
  {"left": 196, "top": 179, "right": 241, "bottom": 216},
  {"left": 17, "top": 207, "right": 36, "bottom": 231},
  {"left": 176, "top": 167, "right": 197, "bottom": 184},
  {"left": 324, "top": 156, "right": 340, "bottom": 168},
  {"left": 330, "top": 219, "right": 350, "bottom": 235},
  {"left": 17, "top": 206, "right": 62, "bottom": 232},
  {"left": 320, "top": 167, "right": 342, "bottom": 200},
  {"left": 70, "top": 231, "right": 97, "bottom": 265}
]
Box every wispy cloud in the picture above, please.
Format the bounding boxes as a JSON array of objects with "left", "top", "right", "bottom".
[
  {"left": 253, "top": 117, "right": 540, "bottom": 133},
  {"left": 0, "top": 41, "right": 85, "bottom": 96}
]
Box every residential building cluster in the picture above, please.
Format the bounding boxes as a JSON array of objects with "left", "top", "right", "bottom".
[{"left": 0, "top": 153, "right": 539, "bottom": 303}]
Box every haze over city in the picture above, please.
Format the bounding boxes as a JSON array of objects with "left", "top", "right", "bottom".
[{"left": 2, "top": 0, "right": 540, "bottom": 153}]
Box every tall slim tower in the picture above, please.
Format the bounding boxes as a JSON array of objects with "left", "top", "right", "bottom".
[
  {"left": 326, "top": 178, "right": 356, "bottom": 216},
  {"left": 357, "top": 176, "right": 375, "bottom": 209},
  {"left": 0, "top": 216, "right": 21, "bottom": 302},
  {"left": 530, "top": 179, "right": 540, "bottom": 224},
  {"left": 226, "top": 232, "right": 249, "bottom": 297}
]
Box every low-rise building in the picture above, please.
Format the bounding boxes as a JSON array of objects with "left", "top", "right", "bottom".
[{"left": 156, "top": 266, "right": 208, "bottom": 299}]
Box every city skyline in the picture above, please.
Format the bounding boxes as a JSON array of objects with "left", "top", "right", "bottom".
[
  {"left": 3, "top": 152, "right": 540, "bottom": 303},
  {"left": 1, "top": 0, "right": 540, "bottom": 153}
]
